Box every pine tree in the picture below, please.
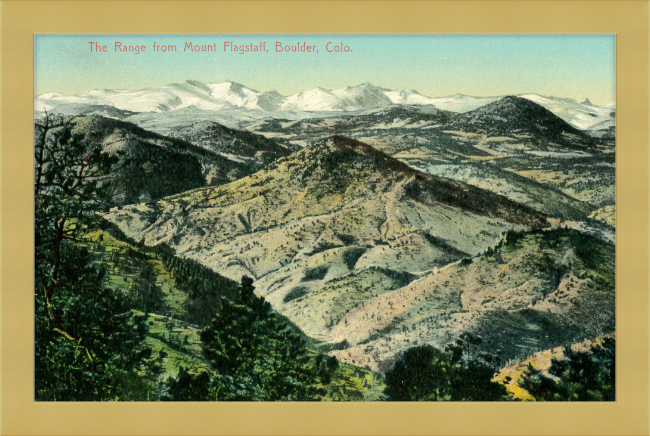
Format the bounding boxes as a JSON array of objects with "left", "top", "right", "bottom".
[
  {"left": 199, "top": 277, "right": 328, "bottom": 401},
  {"left": 518, "top": 337, "right": 615, "bottom": 401},
  {"left": 34, "top": 115, "right": 159, "bottom": 401},
  {"left": 384, "top": 335, "right": 508, "bottom": 401}
]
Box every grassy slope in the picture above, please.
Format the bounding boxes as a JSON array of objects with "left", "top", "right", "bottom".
[
  {"left": 493, "top": 334, "right": 615, "bottom": 400},
  {"left": 330, "top": 228, "right": 615, "bottom": 373}
]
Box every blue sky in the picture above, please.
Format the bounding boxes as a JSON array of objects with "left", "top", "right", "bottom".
[{"left": 35, "top": 34, "right": 616, "bottom": 104}]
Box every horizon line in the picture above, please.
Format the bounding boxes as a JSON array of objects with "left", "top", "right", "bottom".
[{"left": 35, "top": 80, "right": 616, "bottom": 106}]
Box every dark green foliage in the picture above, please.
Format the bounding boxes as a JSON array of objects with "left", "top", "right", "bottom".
[
  {"left": 283, "top": 286, "right": 309, "bottom": 303},
  {"left": 314, "top": 354, "right": 340, "bottom": 385},
  {"left": 384, "top": 334, "right": 508, "bottom": 401},
  {"left": 35, "top": 120, "right": 117, "bottom": 307},
  {"left": 518, "top": 336, "right": 615, "bottom": 401},
  {"left": 337, "top": 233, "right": 357, "bottom": 245},
  {"left": 445, "top": 332, "right": 483, "bottom": 362},
  {"left": 501, "top": 226, "right": 613, "bottom": 258},
  {"left": 150, "top": 256, "right": 352, "bottom": 401},
  {"left": 161, "top": 254, "right": 239, "bottom": 327},
  {"left": 172, "top": 120, "right": 294, "bottom": 164},
  {"left": 35, "top": 245, "right": 162, "bottom": 401},
  {"left": 302, "top": 266, "right": 329, "bottom": 282},
  {"left": 163, "top": 367, "right": 214, "bottom": 401},
  {"left": 110, "top": 140, "right": 204, "bottom": 205},
  {"left": 127, "top": 261, "right": 167, "bottom": 314},
  {"left": 447, "top": 96, "right": 595, "bottom": 149},
  {"left": 503, "top": 229, "right": 525, "bottom": 247},
  {"left": 35, "top": 115, "right": 160, "bottom": 400},
  {"left": 163, "top": 277, "right": 340, "bottom": 401},
  {"left": 342, "top": 248, "right": 366, "bottom": 270},
  {"left": 77, "top": 116, "right": 240, "bottom": 205},
  {"left": 198, "top": 277, "right": 332, "bottom": 401},
  {"left": 384, "top": 346, "right": 452, "bottom": 401}
]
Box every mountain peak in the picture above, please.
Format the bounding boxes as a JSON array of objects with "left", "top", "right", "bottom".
[
  {"left": 301, "top": 135, "right": 434, "bottom": 180},
  {"left": 184, "top": 79, "right": 211, "bottom": 92},
  {"left": 220, "top": 80, "right": 256, "bottom": 93},
  {"left": 262, "top": 90, "right": 282, "bottom": 97},
  {"left": 226, "top": 80, "right": 244, "bottom": 90},
  {"left": 482, "top": 95, "right": 560, "bottom": 113},
  {"left": 35, "top": 82, "right": 611, "bottom": 129},
  {"left": 448, "top": 95, "right": 593, "bottom": 146}
]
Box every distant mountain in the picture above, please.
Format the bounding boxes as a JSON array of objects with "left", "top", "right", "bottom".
[
  {"left": 104, "top": 135, "right": 548, "bottom": 257},
  {"left": 57, "top": 115, "right": 293, "bottom": 205},
  {"left": 167, "top": 120, "right": 298, "bottom": 166},
  {"left": 383, "top": 89, "right": 440, "bottom": 106},
  {"left": 247, "top": 105, "right": 453, "bottom": 146},
  {"left": 36, "top": 81, "right": 615, "bottom": 130},
  {"left": 69, "top": 116, "right": 206, "bottom": 205},
  {"left": 425, "top": 94, "right": 501, "bottom": 113},
  {"left": 37, "top": 82, "right": 225, "bottom": 114},
  {"left": 586, "top": 120, "right": 616, "bottom": 139},
  {"left": 520, "top": 94, "right": 615, "bottom": 131},
  {"left": 34, "top": 100, "right": 139, "bottom": 120},
  {"left": 446, "top": 96, "right": 595, "bottom": 147},
  {"left": 207, "top": 81, "right": 286, "bottom": 111},
  {"left": 280, "top": 83, "right": 393, "bottom": 112}
]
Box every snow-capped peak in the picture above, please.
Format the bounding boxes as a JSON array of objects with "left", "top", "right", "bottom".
[
  {"left": 520, "top": 94, "right": 615, "bottom": 130},
  {"left": 35, "top": 80, "right": 616, "bottom": 130}
]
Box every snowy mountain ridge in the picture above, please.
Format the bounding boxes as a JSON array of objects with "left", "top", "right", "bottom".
[{"left": 36, "top": 80, "right": 615, "bottom": 130}]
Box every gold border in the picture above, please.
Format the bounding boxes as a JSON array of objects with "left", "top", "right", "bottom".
[{"left": 2, "top": 1, "right": 648, "bottom": 435}]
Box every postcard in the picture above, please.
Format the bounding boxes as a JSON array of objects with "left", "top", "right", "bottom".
[{"left": 32, "top": 34, "right": 618, "bottom": 403}]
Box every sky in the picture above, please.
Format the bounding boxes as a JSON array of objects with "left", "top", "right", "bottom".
[{"left": 35, "top": 35, "right": 616, "bottom": 105}]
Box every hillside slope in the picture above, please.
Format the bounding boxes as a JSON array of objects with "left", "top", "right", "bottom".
[
  {"left": 446, "top": 96, "right": 595, "bottom": 148},
  {"left": 168, "top": 120, "right": 297, "bottom": 166},
  {"left": 63, "top": 116, "right": 294, "bottom": 205},
  {"left": 102, "top": 136, "right": 576, "bottom": 370},
  {"left": 329, "top": 228, "right": 614, "bottom": 372},
  {"left": 104, "top": 135, "right": 549, "bottom": 276},
  {"left": 248, "top": 100, "right": 614, "bottom": 221}
]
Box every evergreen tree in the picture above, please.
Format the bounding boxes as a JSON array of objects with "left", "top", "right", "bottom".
[
  {"left": 198, "top": 277, "right": 329, "bottom": 400},
  {"left": 384, "top": 346, "right": 454, "bottom": 401},
  {"left": 164, "top": 367, "right": 214, "bottom": 401},
  {"left": 161, "top": 253, "right": 239, "bottom": 327},
  {"left": 34, "top": 115, "right": 159, "bottom": 400},
  {"left": 384, "top": 334, "right": 508, "bottom": 401},
  {"left": 518, "top": 336, "right": 615, "bottom": 401},
  {"left": 128, "top": 261, "right": 166, "bottom": 314}
]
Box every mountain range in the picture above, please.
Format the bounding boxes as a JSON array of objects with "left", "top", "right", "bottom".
[
  {"left": 36, "top": 80, "right": 615, "bottom": 130},
  {"left": 36, "top": 79, "right": 616, "bottom": 377}
]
